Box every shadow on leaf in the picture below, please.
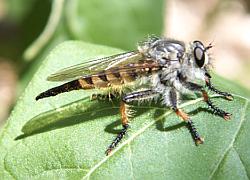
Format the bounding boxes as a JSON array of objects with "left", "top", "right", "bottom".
[
  {"left": 154, "top": 106, "right": 213, "bottom": 132},
  {"left": 15, "top": 97, "right": 150, "bottom": 140},
  {"left": 16, "top": 97, "right": 119, "bottom": 140},
  {"left": 15, "top": 93, "right": 217, "bottom": 141}
]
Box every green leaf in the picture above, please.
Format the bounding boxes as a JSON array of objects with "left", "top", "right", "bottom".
[
  {"left": 0, "top": 42, "right": 249, "bottom": 179},
  {"left": 65, "top": 0, "right": 164, "bottom": 50}
]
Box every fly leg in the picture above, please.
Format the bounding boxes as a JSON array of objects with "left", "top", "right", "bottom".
[
  {"left": 202, "top": 90, "right": 232, "bottom": 120},
  {"left": 106, "top": 90, "right": 158, "bottom": 155},
  {"left": 168, "top": 88, "right": 204, "bottom": 144},
  {"left": 105, "top": 101, "right": 129, "bottom": 155},
  {"left": 183, "top": 81, "right": 232, "bottom": 120},
  {"left": 205, "top": 74, "right": 233, "bottom": 100}
]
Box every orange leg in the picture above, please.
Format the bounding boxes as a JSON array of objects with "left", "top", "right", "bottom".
[
  {"left": 106, "top": 102, "right": 129, "bottom": 155},
  {"left": 105, "top": 90, "right": 157, "bottom": 155},
  {"left": 202, "top": 90, "right": 231, "bottom": 120},
  {"left": 175, "top": 109, "right": 204, "bottom": 145},
  {"left": 176, "top": 79, "right": 232, "bottom": 120},
  {"left": 120, "top": 101, "right": 130, "bottom": 125}
]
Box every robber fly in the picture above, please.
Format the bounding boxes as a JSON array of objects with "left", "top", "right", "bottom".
[{"left": 36, "top": 36, "right": 233, "bottom": 155}]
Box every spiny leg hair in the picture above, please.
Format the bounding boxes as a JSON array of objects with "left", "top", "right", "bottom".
[
  {"left": 202, "top": 90, "right": 232, "bottom": 120},
  {"left": 106, "top": 122, "right": 129, "bottom": 155},
  {"left": 205, "top": 73, "right": 233, "bottom": 100},
  {"left": 122, "top": 89, "right": 159, "bottom": 103},
  {"left": 168, "top": 88, "right": 204, "bottom": 144},
  {"left": 106, "top": 90, "right": 158, "bottom": 155},
  {"left": 182, "top": 81, "right": 232, "bottom": 120}
]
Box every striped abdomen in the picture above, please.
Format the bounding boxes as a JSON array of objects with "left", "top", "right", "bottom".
[
  {"left": 36, "top": 62, "right": 161, "bottom": 100},
  {"left": 81, "top": 61, "right": 161, "bottom": 88}
]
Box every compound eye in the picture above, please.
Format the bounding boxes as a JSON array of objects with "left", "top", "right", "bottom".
[{"left": 194, "top": 47, "right": 205, "bottom": 68}]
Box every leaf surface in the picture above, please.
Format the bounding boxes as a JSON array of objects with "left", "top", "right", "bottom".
[{"left": 0, "top": 42, "right": 249, "bottom": 179}]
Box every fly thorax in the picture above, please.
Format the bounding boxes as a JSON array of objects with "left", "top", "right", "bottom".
[
  {"left": 151, "top": 73, "right": 166, "bottom": 93},
  {"left": 160, "top": 62, "right": 180, "bottom": 82},
  {"left": 138, "top": 37, "right": 185, "bottom": 65},
  {"left": 181, "top": 65, "right": 205, "bottom": 83},
  {"left": 137, "top": 36, "right": 160, "bottom": 57},
  {"left": 159, "top": 69, "right": 179, "bottom": 89}
]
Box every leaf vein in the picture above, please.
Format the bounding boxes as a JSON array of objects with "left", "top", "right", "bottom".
[
  {"left": 3, "top": 159, "right": 17, "bottom": 180},
  {"left": 128, "top": 143, "right": 135, "bottom": 180},
  {"left": 0, "top": 94, "right": 247, "bottom": 179},
  {"left": 81, "top": 96, "right": 213, "bottom": 179},
  {"left": 233, "top": 147, "right": 250, "bottom": 179},
  {"left": 208, "top": 100, "right": 249, "bottom": 179}
]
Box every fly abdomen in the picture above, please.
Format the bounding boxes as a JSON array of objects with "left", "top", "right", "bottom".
[
  {"left": 89, "top": 68, "right": 139, "bottom": 87},
  {"left": 102, "top": 63, "right": 159, "bottom": 86},
  {"left": 36, "top": 63, "right": 160, "bottom": 100},
  {"left": 36, "top": 77, "right": 94, "bottom": 100}
]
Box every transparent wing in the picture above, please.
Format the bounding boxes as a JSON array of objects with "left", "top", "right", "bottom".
[
  {"left": 47, "top": 51, "right": 143, "bottom": 81},
  {"left": 82, "top": 62, "right": 162, "bottom": 78}
]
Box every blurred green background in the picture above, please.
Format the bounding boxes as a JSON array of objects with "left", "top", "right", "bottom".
[{"left": 0, "top": 0, "right": 249, "bottom": 126}]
